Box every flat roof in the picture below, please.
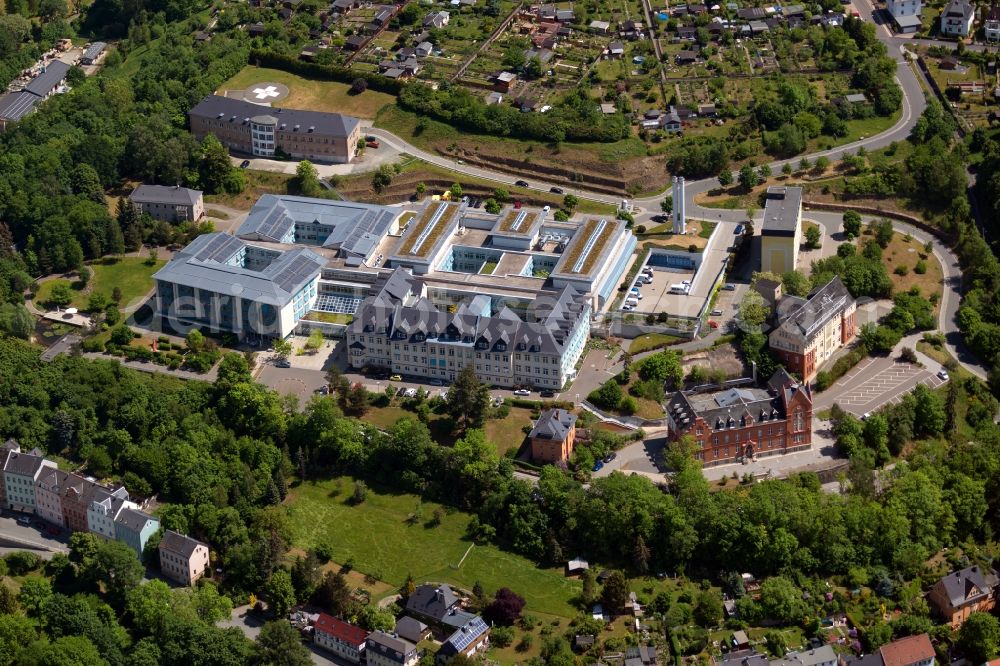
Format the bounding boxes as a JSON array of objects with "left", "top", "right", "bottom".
[
  {"left": 395, "top": 201, "right": 462, "bottom": 259},
  {"left": 761, "top": 186, "right": 802, "bottom": 234},
  {"left": 892, "top": 12, "right": 922, "bottom": 27},
  {"left": 495, "top": 208, "right": 541, "bottom": 235}
]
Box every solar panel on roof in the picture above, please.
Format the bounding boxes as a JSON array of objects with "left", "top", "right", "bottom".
[{"left": 447, "top": 618, "right": 488, "bottom": 652}]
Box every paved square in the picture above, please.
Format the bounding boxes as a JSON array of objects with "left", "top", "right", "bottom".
[
  {"left": 833, "top": 360, "right": 944, "bottom": 415},
  {"left": 251, "top": 85, "right": 280, "bottom": 100}
]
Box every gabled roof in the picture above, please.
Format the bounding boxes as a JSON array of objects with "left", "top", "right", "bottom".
[
  {"left": 0, "top": 92, "right": 39, "bottom": 122},
  {"left": 879, "top": 634, "right": 934, "bottom": 666},
  {"left": 115, "top": 508, "right": 158, "bottom": 533},
  {"left": 3, "top": 450, "right": 48, "bottom": 478},
  {"left": 942, "top": 0, "right": 973, "bottom": 18},
  {"left": 772, "top": 276, "right": 853, "bottom": 343},
  {"left": 367, "top": 631, "right": 417, "bottom": 662},
  {"left": 24, "top": 61, "right": 69, "bottom": 97},
  {"left": 439, "top": 616, "right": 490, "bottom": 658},
  {"left": 130, "top": 184, "right": 202, "bottom": 206},
  {"left": 933, "top": 565, "right": 999, "bottom": 608},
  {"left": 315, "top": 614, "right": 369, "bottom": 646},
  {"left": 158, "top": 529, "right": 208, "bottom": 559}
]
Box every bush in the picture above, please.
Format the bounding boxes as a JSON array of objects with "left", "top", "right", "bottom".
[
  {"left": 894, "top": 264, "right": 909, "bottom": 276},
  {"left": 5, "top": 551, "right": 41, "bottom": 575},
  {"left": 914, "top": 260, "right": 927, "bottom": 274},
  {"left": 899, "top": 347, "right": 918, "bottom": 363}
]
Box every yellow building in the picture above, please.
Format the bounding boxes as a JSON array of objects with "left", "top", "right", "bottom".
[{"left": 760, "top": 186, "right": 802, "bottom": 274}]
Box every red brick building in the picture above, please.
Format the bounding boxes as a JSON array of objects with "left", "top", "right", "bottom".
[
  {"left": 665, "top": 369, "right": 812, "bottom": 466},
  {"left": 529, "top": 409, "right": 577, "bottom": 463}
]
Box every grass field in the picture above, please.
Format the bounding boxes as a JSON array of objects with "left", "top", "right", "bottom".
[
  {"left": 220, "top": 66, "right": 395, "bottom": 119},
  {"left": 483, "top": 407, "right": 534, "bottom": 456},
  {"left": 628, "top": 333, "right": 684, "bottom": 354},
  {"left": 205, "top": 170, "right": 294, "bottom": 210},
  {"left": 34, "top": 257, "right": 166, "bottom": 311},
  {"left": 870, "top": 230, "right": 943, "bottom": 306},
  {"left": 285, "top": 477, "right": 581, "bottom": 617}
]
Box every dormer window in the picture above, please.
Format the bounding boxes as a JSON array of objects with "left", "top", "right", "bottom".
[
  {"left": 414, "top": 333, "right": 425, "bottom": 342},
  {"left": 496, "top": 343, "right": 507, "bottom": 351},
  {"left": 516, "top": 343, "right": 526, "bottom": 351}
]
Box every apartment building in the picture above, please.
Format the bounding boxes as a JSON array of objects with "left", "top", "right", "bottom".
[
  {"left": 347, "top": 268, "right": 591, "bottom": 389},
  {"left": 768, "top": 277, "right": 857, "bottom": 383},
  {"left": 886, "top": 0, "right": 922, "bottom": 32},
  {"left": 158, "top": 529, "right": 211, "bottom": 586},
  {"left": 665, "top": 368, "right": 813, "bottom": 466},
  {"left": 760, "top": 186, "right": 802, "bottom": 275},
  {"left": 129, "top": 184, "right": 204, "bottom": 223},
  {"left": 367, "top": 632, "right": 420, "bottom": 666},
  {"left": 114, "top": 508, "right": 161, "bottom": 559},
  {"left": 940, "top": 0, "right": 974, "bottom": 35},
  {"left": 986, "top": 4, "right": 1000, "bottom": 40},
  {"left": 928, "top": 565, "right": 998, "bottom": 629},
  {"left": 313, "top": 614, "right": 369, "bottom": 663},
  {"left": 529, "top": 408, "right": 577, "bottom": 463},
  {"left": 3, "top": 449, "right": 56, "bottom": 513},
  {"left": 189, "top": 95, "right": 362, "bottom": 164},
  {"left": 87, "top": 486, "right": 135, "bottom": 540},
  {"left": 35, "top": 469, "right": 71, "bottom": 527}
]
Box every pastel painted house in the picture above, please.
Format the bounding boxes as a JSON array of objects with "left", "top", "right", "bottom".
[
  {"left": 159, "top": 529, "right": 211, "bottom": 586},
  {"left": 34, "top": 469, "right": 71, "bottom": 527},
  {"left": 87, "top": 486, "right": 135, "bottom": 540},
  {"left": 3, "top": 448, "right": 56, "bottom": 513},
  {"left": 114, "top": 508, "right": 160, "bottom": 559}
]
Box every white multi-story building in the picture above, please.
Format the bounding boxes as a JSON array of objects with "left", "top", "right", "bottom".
[
  {"left": 367, "top": 632, "right": 419, "bottom": 666},
  {"left": 3, "top": 449, "right": 56, "bottom": 513},
  {"left": 760, "top": 186, "right": 802, "bottom": 275},
  {"left": 87, "top": 486, "right": 136, "bottom": 540},
  {"left": 940, "top": 0, "right": 974, "bottom": 36},
  {"left": 886, "top": 0, "right": 922, "bottom": 32},
  {"left": 314, "top": 614, "right": 369, "bottom": 663},
  {"left": 986, "top": 4, "right": 1000, "bottom": 40},
  {"left": 348, "top": 268, "right": 591, "bottom": 389}
]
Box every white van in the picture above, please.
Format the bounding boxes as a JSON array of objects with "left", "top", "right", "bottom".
[{"left": 669, "top": 284, "right": 687, "bottom": 294}]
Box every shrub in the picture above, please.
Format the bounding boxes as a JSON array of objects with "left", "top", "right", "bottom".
[
  {"left": 899, "top": 347, "right": 918, "bottom": 363},
  {"left": 894, "top": 265, "right": 909, "bottom": 276},
  {"left": 5, "top": 551, "right": 41, "bottom": 575},
  {"left": 914, "top": 260, "right": 927, "bottom": 274}
]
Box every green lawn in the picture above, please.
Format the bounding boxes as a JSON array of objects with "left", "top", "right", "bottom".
[
  {"left": 220, "top": 66, "right": 396, "bottom": 119},
  {"left": 628, "top": 333, "right": 684, "bottom": 354},
  {"left": 303, "top": 311, "right": 354, "bottom": 324},
  {"left": 286, "top": 478, "right": 581, "bottom": 617},
  {"left": 34, "top": 257, "right": 166, "bottom": 311},
  {"left": 483, "top": 407, "right": 534, "bottom": 456}
]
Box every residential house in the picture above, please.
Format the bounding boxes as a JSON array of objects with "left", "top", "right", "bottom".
[
  {"left": 367, "top": 632, "right": 419, "bottom": 666},
  {"left": 405, "top": 584, "right": 463, "bottom": 627},
  {"left": 129, "top": 185, "right": 205, "bottom": 222},
  {"left": 590, "top": 19, "right": 611, "bottom": 33},
  {"left": 774, "top": 647, "right": 837, "bottom": 666},
  {"left": 373, "top": 5, "right": 394, "bottom": 24},
  {"left": 987, "top": 4, "right": 1000, "bottom": 40},
  {"left": 424, "top": 10, "right": 450, "bottom": 28},
  {"left": 625, "top": 645, "right": 658, "bottom": 666},
  {"left": 34, "top": 469, "right": 71, "bottom": 527},
  {"left": 529, "top": 408, "right": 577, "bottom": 463},
  {"left": 395, "top": 617, "right": 431, "bottom": 644},
  {"left": 676, "top": 49, "right": 699, "bottom": 63},
  {"left": 608, "top": 41, "right": 625, "bottom": 58},
  {"left": 713, "top": 651, "right": 769, "bottom": 666},
  {"left": 622, "top": 19, "right": 645, "bottom": 39},
  {"left": 662, "top": 107, "right": 683, "bottom": 133},
  {"left": 886, "top": 0, "right": 922, "bottom": 32},
  {"left": 555, "top": 8, "right": 575, "bottom": 21},
  {"left": 436, "top": 616, "right": 490, "bottom": 664},
  {"left": 879, "top": 634, "right": 935, "bottom": 666},
  {"left": 0, "top": 440, "right": 19, "bottom": 507},
  {"left": 769, "top": 277, "right": 857, "bottom": 383},
  {"left": 314, "top": 613, "right": 369, "bottom": 663},
  {"left": 3, "top": 449, "right": 55, "bottom": 513},
  {"left": 940, "top": 0, "right": 974, "bottom": 36},
  {"left": 415, "top": 41, "right": 434, "bottom": 57},
  {"left": 665, "top": 368, "right": 813, "bottom": 466},
  {"left": 158, "top": 529, "right": 211, "bottom": 586},
  {"left": 60, "top": 474, "right": 95, "bottom": 533},
  {"left": 928, "top": 565, "right": 998, "bottom": 629},
  {"left": 114, "top": 508, "right": 160, "bottom": 559},
  {"left": 248, "top": 22, "right": 265, "bottom": 36},
  {"left": 677, "top": 26, "right": 697, "bottom": 40},
  {"left": 87, "top": 486, "right": 135, "bottom": 540}
]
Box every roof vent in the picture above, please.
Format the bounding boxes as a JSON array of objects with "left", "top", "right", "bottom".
[
  {"left": 280, "top": 123, "right": 286, "bottom": 129},
  {"left": 294, "top": 124, "right": 300, "bottom": 131},
  {"left": 217, "top": 112, "right": 224, "bottom": 118},
  {"left": 308, "top": 125, "right": 315, "bottom": 132}
]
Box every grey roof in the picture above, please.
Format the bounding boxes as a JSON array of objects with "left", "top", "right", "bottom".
[
  {"left": 776, "top": 646, "right": 837, "bottom": 666},
  {"left": 24, "top": 61, "right": 69, "bottom": 97},
  {"left": 406, "top": 584, "right": 459, "bottom": 621},
  {"left": 781, "top": 4, "right": 804, "bottom": 15},
  {"left": 154, "top": 233, "right": 326, "bottom": 307},
  {"left": 130, "top": 184, "right": 203, "bottom": 207},
  {"left": 773, "top": 276, "right": 853, "bottom": 342},
  {"left": 529, "top": 408, "right": 577, "bottom": 441},
  {"left": 625, "top": 646, "right": 657, "bottom": 665},
  {"left": 367, "top": 631, "right": 418, "bottom": 663},
  {"left": 394, "top": 616, "right": 428, "bottom": 642},
  {"left": 892, "top": 13, "right": 923, "bottom": 27},
  {"left": 239, "top": 194, "right": 397, "bottom": 259},
  {"left": 0, "top": 92, "right": 39, "bottom": 122},
  {"left": 159, "top": 529, "right": 207, "bottom": 559},
  {"left": 3, "top": 450, "right": 48, "bottom": 478},
  {"left": 843, "top": 654, "right": 885, "bottom": 666},
  {"left": 761, "top": 186, "right": 802, "bottom": 234},
  {"left": 441, "top": 608, "right": 478, "bottom": 630},
  {"left": 844, "top": 93, "right": 867, "bottom": 103},
  {"left": 934, "top": 565, "right": 999, "bottom": 608},
  {"left": 82, "top": 42, "right": 107, "bottom": 60},
  {"left": 667, "top": 368, "right": 800, "bottom": 434},
  {"left": 716, "top": 651, "right": 769, "bottom": 666},
  {"left": 943, "top": 0, "right": 973, "bottom": 18},
  {"left": 189, "top": 95, "right": 360, "bottom": 138},
  {"left": 115, "top": 508, "right": 159, "bottom": 533},
  {"left": 349, "top": 268, "right": 590, "bottom": 357},
  {"left": 439, "top": 616, "right": 490, "bottom": 658}
]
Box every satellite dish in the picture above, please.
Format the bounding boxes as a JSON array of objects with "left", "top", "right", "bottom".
[{"left": 65, "top": 307, "right": 78, "bottom": 315}]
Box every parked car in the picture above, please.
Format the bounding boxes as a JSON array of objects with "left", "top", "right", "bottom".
[
  {"left": 513, "top": 388, "right": 531, "bottom": 396},
  {"left": 275, "top": 359, "right": 291, "bottom": 368},
  {"left": 550, "top": 186, "right": 564, "bottom": 194},
  {"left": 16, "top": 516, "right": 31, "bottom": 526},
  {"left": 711, "top": 309, "right": 723, "bottom": 316},
  {"left": 723, "top": 283, "right": 736, "bottom": 291},
  {"left": 734, "top": 224, "right": 743, "bottom": 234},
  {"left": 429, "top": 378, "right": 443, "bottom": 386},
  {"left": 365, "top": 135, "right": 377, "bottom": 142},
  {"left": 515, "top": 180, "right": 530, "bottom": 187},
  {"left": 592, "top": 461, "right": 604, "bottom": 472},
  {"left": 47, "top": 526, "right": 60, "bottom": 536},
  {"left": 937, "top": 369, "right": 950, "bottom": 381},
  {"left": 539, "top": 390, "right": 556, "bottom": 398},
  {"left": 239, "top": 159, "right": 251, "bottom": 169},
  {"left": 403, "top": 388, "right": 418, "bottom": 398},
  {"left": 366, "top": 140, "right": 380, "bottom": 149},
  {"left": 389, "top": 374, "right": 403, "bottom": 381},
  {"left": 314, "top": 385, "right": 330, "bottom": 395},
  {"left": 603, "top": 452, "right": 617, "bottom": 463}
]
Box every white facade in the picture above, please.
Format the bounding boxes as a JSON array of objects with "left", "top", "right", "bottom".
[
  {"left": 87, "top": 492, "right": 136, "bottom": 540},
  {"left": 672, "top": 176, "right": 686, "bottom": 235},
  {"left": 940, "top": 0, "right": 974, "bottom": 35},
  {"left": 886, "top": 0, "right": 921, "bottom": 18}
]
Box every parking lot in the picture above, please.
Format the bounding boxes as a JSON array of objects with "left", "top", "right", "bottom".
[
  {"left": 627, "top": 266, "right": 698, "bottom": 315},
  {"left": 815, "top": 356, "right": 946, "bottom": 416}
]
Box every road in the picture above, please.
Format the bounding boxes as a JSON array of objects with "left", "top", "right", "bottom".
[
  {"left": 0, "top": 514, "right": 70, "bottom": 555},
  {"left": 219, "top": 607, "right": 343, "bottom": 666}
]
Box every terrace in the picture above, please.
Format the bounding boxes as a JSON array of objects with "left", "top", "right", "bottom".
[{"left": 397, "top": 201, "right": 461, "bottom": 258}]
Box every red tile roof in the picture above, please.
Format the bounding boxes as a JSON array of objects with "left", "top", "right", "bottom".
[
  {"left": 879, "top": 634, "right": 934, "bottom": 666},
  {"left": 315, "top": 614, "right": 369, "bottom": 647}
]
